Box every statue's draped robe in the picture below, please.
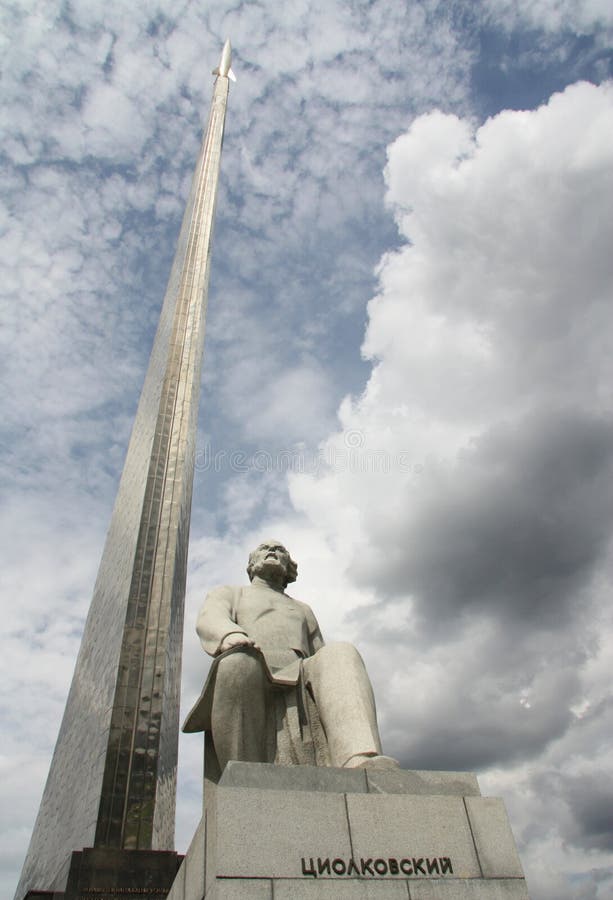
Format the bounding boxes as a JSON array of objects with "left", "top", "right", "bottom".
[{"left": 182, "top": 583, "right": 333, "bottom": 771}]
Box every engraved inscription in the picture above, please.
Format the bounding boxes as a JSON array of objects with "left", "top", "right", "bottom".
[
  {"left": 81, "top": 890, "right": 168, "bottom": 896},
  {"left": 300, "top": 856, "right": 454, "bottom": 878}
]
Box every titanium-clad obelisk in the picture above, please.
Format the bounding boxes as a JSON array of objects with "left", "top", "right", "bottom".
[{"left": 15, "top": 40, "right": 236, "bottom": 900}]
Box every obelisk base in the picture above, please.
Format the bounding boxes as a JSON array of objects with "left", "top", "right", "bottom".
[
  {"left": 24, "top": 848, "right": 183, "bottom": 900},
  {"left": 167, "top": 762, "right": 529, "bottom": 899}
]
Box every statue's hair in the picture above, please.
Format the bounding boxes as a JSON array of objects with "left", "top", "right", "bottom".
[{"left": 247, "top": 541, "right": 298, "bottom": 587}]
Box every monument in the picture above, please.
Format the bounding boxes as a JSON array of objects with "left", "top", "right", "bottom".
[
  {"left": 171, "top": 543, "right": 530, "bottom": 899},
  {"left": 16, "top": 39, "right": 530, "bottom": 900},
  {"left": 15, "top": 40, "right": 236, "bottom": 900},
  {"left": 183, "top": 539, "right": 399, "bottom": 774}
]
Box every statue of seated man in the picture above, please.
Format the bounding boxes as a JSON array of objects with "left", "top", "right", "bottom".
[{"left": 183, "top": 540, "right": 397, "bottom": 775}]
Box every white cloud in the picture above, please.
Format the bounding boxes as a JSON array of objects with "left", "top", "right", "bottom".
[
  {"left": 489, "top": 0, "right": 613, "bottom": 33},
  {"left": 284, "top": 80, "right": 613, "bottom": 894}
]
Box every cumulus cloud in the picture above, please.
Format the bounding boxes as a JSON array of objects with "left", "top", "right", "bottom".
[{"left": 287, "top": 80, "right": 613, "bottom": 895}]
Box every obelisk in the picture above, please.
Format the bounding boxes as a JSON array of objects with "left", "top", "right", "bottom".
[{"left": 15, "top": 40, "right": 235, "bottom": 900}]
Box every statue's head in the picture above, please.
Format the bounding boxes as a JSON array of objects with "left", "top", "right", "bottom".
[{"left": 247, "top": 540, "right": 298, "bottom": 588}]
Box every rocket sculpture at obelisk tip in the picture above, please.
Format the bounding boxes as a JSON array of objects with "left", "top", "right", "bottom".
[
  {"left": 15, "top": 41, "right": 234, "bottom": 900},
  {"left": 213, "top": 38, "right": 236, "bottom": 81}
]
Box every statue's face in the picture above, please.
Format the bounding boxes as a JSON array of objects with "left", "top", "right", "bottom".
[{"left": 250, "top": 541, "right": 290, "bottom": 580}]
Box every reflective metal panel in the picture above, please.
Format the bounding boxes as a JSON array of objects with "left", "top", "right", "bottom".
[{"left": 15, "top": 73, "right": 230, "bottom": 897}]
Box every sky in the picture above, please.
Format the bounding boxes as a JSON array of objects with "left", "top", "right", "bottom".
[{"left": 2, "top": 0, "right": 613, "bottom": 897}]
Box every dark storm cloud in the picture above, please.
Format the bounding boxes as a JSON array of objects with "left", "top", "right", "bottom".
[
  {"left": 357, "top": 595, "right": 591, "bottom": 771},
  {"left": 393, "top": 701, "right": 575, "bottom": 772},
  {"left": 362, "top": 407, "right": 613, "bottom": 629},
  {"left": 563, "top": 776, "right": 613, "bottom": 852},
  {"left": 534, "top": 768, "right": 613, "bottom": 852}
]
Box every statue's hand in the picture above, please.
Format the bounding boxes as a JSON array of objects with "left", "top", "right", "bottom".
[{"left": 220, "top": 632, "right": 257, "bottom": 652}]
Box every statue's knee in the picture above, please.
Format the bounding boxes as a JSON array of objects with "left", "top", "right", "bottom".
[
  {"left": 311, "top": 642, "right": 364, "bottom": 675},
  {"left": 319, "top": 641, "right": 361, "bottom": 661},
  {"left": 216, "top": 650, "right": 265, "bottom": 691}
]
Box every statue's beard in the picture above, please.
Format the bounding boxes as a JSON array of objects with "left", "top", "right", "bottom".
[{"left": 253, "top": 559, "right": 287, "bottom": 582}]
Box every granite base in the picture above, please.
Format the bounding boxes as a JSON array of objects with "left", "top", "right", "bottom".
[{"left": 167, "top": 763, "right": 529, "bottom": 900}]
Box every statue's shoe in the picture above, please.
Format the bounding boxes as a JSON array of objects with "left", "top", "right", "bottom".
[{"left": 344, "top": 754, "right": 400, "bottom": 769}]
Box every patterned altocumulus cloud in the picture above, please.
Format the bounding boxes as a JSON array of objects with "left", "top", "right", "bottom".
[{"left": 2, "top": 1, "right": 613, "bottom": 899}]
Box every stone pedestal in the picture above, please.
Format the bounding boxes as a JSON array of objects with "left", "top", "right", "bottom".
[{"left": 167, "top": 762, "right": 529, "bottom": 899}]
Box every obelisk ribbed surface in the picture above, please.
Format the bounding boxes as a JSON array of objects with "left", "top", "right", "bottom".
[{"left": 15, "top": 51, "right": 232, "bottom": 899}]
